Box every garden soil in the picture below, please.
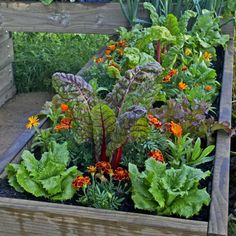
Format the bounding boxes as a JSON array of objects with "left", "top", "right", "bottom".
[{"left": 0, "top": 92, "right": 52, "bottom": 157}]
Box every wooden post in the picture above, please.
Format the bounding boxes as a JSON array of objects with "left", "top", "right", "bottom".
[{"left": 0, "top": 22, "right": 16, "bottom": 107}]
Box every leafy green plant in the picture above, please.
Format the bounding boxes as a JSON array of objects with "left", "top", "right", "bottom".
[
  {"left": 13, "top": 32, "right": 108, "bottom": 92},
  {"left": 51, "top": 61, "right": 162, "bottom": 168},
  {"left": 166, "top": 134, "right": 215, "bottom": 168},
  {"left": 129, "top": 158, "right": 211, "bottom": 218},
  {"left": 6, "top": 142, "right": 80, "bottom": 201}
]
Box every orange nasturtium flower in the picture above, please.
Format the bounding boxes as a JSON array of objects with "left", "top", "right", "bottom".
[
  {"left": 87, "top": 165, "right": 97, "bottom": 174},
  {"left": 107, "top": 44, "right": 116, "bottom": 51},
  {"left": 169, "top": 121, "right": 182, "bottom": 138},
  {"left": 26, "top": 115, "right": 39, "bottom": 129},
  {"left": 113, "top": 167, "right": 129, "bottom": 181},
  {"left": 60, "top": 103, "right": 69, "bottom": 112},
  {"left": 95, "top": 57, "right": 104, "bottom": 64},
  {"left": 203, "top": 51, "right": 212, "bottom": 61},
  {"left": 178, "top": 81, "right": 188, "bottom": 91},
  {"left": 148, "top": 150, "right": 164, "bottom": 162},
  {"left": 72, "top": 176, "right": 91, "bottom": 189},
  {"left": 96, "top": 161, "right": 112, "bottom": 173},
  {"left": 148, "top": 114, "right": 162, "bottom": 128}
]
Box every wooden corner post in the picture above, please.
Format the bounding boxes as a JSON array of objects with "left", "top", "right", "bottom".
[{"left": 0, "top": 17, "right": 16, "bottom": 107}]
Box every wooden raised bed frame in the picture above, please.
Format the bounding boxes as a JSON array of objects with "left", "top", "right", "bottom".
[{"left": 0, "top": 2, "right": 234, "bottom": 236}]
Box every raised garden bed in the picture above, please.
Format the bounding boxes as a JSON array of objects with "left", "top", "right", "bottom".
[{"left": 0, "top": 2, "right": 235, "bottom": 236}]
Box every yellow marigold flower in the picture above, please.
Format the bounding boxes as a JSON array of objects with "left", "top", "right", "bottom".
[
  {"left": 87, "top": 165, "right": 97, "bottom": 174},
  {"left": 184, "top": 48, "right": 192, "bottom": 56},
  {"left": 178, "top": 81, "right": 188, "bottom": 91},
  {"left": 203, "top": 51, "right": 212, "bottom": 61},
  {"left": 26, "top": 115, "right": 39, "bottom": 129}
]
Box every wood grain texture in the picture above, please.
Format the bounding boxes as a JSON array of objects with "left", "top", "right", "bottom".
[
  {"left": 208, "top": 24, "right": 234, "bottom": 236},
  {"left": 0, "top": 37, "right": 14, "bottom": 71},
  {"left": 0, "top": 79, "right": 16, "bottom": 107},
  {"left": 0, "top": 63, "right": 14, "bottom": 95},
  {"left": 0, "top": 2, "right": 146, "bottom": 34},
  {"left": 0, "top": 197, "right": 208, "bottom": 236}
]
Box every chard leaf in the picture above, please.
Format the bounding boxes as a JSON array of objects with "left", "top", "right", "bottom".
[
  {"left": 179, "top": 10, "right": 197, "bottom": 33},
  {"left": 105, "top": 62, "right": 162, "bottom": 115},
  {"left": 164, "top": 14, "right": 180, "bottom": 36},
  {"left": 143, "top": 2, "right": 159, "bottom": 25},
  {"left": 107, "top": 105, "right": 147, "bottom": 156},
  {"left": 91, "top": 103, "right": 116, "bottom": 161},
  {"left": 52, "top": 72, "right": 94, "bottom": 110}
]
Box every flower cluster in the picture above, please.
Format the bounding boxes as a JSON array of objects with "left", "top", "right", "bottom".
[
  {"left": 54, "top": 117, "right": 72, "bottom": 131},
  {"left": 148, "top": 150, "right": 164, "bottom": 162},
  {"left": 163, "top": 69, "right": 178, "bottom": 83},
  {"left": 147, "top": 114, "right": 162, "bottom": 128},
  {"left": 72, "top": 176, "right": 91, "bottom": 189}
]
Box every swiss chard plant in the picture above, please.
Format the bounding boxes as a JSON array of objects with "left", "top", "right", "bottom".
[{"left": 51, "top": 61, "right": 163, "bottom": 168}]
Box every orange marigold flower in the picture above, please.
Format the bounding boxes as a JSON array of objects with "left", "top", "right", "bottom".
[
  {"left": 116, "top": 48, "right": 124, "bottom": 56},
  {"left": 169, "top": 69, "right": 177, "bottom": 77},
  {"left": 205, "top": 85, "right": 212, "bottom": 91},
  {"left": 54, "top": 117, "right": 72, "bottom": 131},
  {"left": 181, "top": 65, "right": 188, "bottom": 71},
  {"left": 26, "top": 115, "right": 39, "bottom": 129},
  {"left": 178, "top": 81, "right": 188, "bottom": 91},
  {"left": 148, "top": 150, "right": 164, "bottom": 162},
  {"left": 169, "top": 121, "right": 182, "bottom": 138},
  {"left": 163, "top": 74, "right": 171, "bottom": 83},
  {"left": 72, "top": 176, "right": 91, "bottom": 189},
  {"left": 148, "top": 114, "right": 162, "bottom": 128},
  {"left": 106, "top": 55, "right": 113, "bottom": 60},
  {"left": 117, "top": 40, "right": 127, "bottom": 47},
  {"left": 87, "top": 165, "right": 97, "bottom": 174},
  {"left": 96, "top": 161, "right": 112, "bottom": 173},
  {"left": 95, "top": 57, "right": 104, "bottom": 64},
  {"left": 105, "top": 50, "right": 112, "bottom": 55},
  {"left": 107, "top": 44, "right": 116, "bottom": 51},
  {"left": 113, "top": 167, "right": 129, "bottom": 181},
  {"left": 203, "top": 51, "right": 212, "bottom": 61},
  {"left": 60, "top": 103, "right": 69, "bottom": 112}
]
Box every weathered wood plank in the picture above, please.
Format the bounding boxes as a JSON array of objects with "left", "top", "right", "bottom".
[
  {"left": 0, "top": 28, "right": 10, "bottom": 44},
  {"left": 0, "top": 63, "right": 14, "bottom": 95},
  {"left": 0, "top": 197, "right": 208, "bottom": 236},
  {"left": 0, "top": 2, "right": 146, "bottom": 34},
  {"left": 0, "top": 81, "right": 16, "bottom": 107},
  {"left": 0, "top": 118, "right": 48, "bottom": 176},
  {"left": 0, "top": 37, "right": 14, "bottom": 71},
  {"left": 208, "top": 25, "right": 234, "bottom": 236}
]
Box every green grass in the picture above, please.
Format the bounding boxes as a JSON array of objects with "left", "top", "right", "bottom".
[{"left": 13, "top": 32, "right": 109, "bottom": 93}]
